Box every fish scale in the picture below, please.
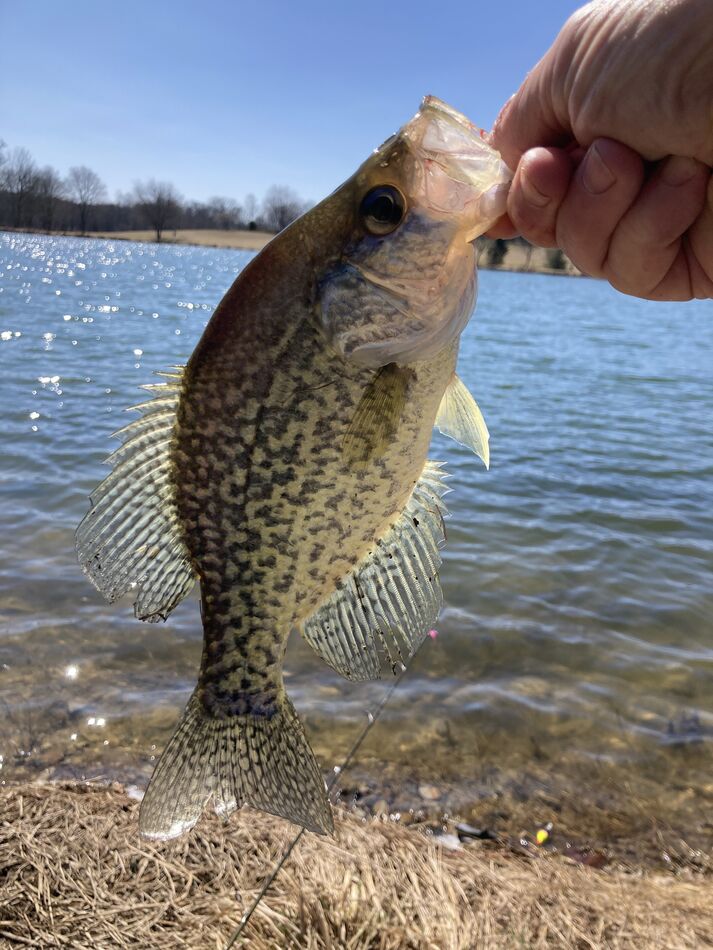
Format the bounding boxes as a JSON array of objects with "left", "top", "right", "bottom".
[{"left": 76, "top": 96, "right": 510, "bottom": 839}]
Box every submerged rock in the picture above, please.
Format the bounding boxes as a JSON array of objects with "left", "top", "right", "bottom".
[{"left": 418, "top": 784, "right": 442, "bottom": 801}]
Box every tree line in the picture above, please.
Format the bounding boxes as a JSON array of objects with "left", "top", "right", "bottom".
[
  {"left": 0, "top": 140, "right": 309, "bottom": 240},
  {"left": 0, "top": 140, "right": 565, "bottom": 270}
]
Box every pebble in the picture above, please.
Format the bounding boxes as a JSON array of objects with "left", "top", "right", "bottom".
[
  {"left": 432, "top": 832, "right": 461, "bottom": 851},
  {"left": 456, "top": 822, "right": 496, "bottom": 841},
  {"left": 418, "top": 784, "right": 441, "bottom": 801},
  {"left": 372, "top": 799, "right": 389, "bottom": 816},
  {"left": 317, "top": 685, "right": 340, "bottom": 697}
]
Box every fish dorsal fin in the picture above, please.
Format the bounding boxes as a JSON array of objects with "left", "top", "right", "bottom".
[
  {"left": 76, "top": 367, "right": 196, "bottom": 622},
  {"left": 435, "top": 374, "right": 490, "bottom": 469},
  {"left": 300, "top": 461, "right": 448, "bottom": 681}
]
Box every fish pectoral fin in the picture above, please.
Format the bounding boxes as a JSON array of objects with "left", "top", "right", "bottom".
[
  {"left": 342, "top": 363, "right": 413, "bottom": 468},
  {"left": 139, "top": 690, "right": 333, "bottom": 840},
  {"left": 435, "top": 373, "right": 490, "bottom": 469},
  {"left": 300, "top": 461, "right": 448, "bottom": 681},
  {"left": 76, "top": 366, "right": 196, "bottom": 622}
]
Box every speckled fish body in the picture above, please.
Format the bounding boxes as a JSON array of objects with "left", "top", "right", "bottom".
[
  {"left": 77, "top": 97, "right": 511, "bottom": 838},
  {"left": 177, "top": 229, "right": 457, "bottom": 707}
]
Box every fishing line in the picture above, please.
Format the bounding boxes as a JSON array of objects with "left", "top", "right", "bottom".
[{"left": 223, "top": 659, "right": 412, "bottom": 949}]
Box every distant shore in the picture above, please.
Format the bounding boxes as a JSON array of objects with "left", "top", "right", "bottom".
[
  {"left": 6, "top": 227, "right": 582, "bottom": 277},
  {"left": 84, "top": 227, "right": 276, "bottom": 252}
]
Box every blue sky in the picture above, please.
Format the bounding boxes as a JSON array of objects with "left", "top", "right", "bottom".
[{"left": 0, "top": 0, "right": 582, "bottom": 206}]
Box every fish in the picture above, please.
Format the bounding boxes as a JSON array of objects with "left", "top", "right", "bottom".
[{"left": 76, "top": 96, "right": 512, "bottom": 840}]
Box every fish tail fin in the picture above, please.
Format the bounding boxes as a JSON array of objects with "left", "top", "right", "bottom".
[{"left": 139, "top": 690, "right": 333, "bottom": 839}]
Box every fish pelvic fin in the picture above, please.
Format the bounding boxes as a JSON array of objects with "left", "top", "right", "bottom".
[
  {"left": 76, "top": 366, "right": 196, "bottom": 622},
  {"left": 435, "top": 374, "right": 490, "bottom": 468},
  {"left": 139, "top": 689, "right": 333, "bottom": 840},
  {"left": 435, "top": 373, "right": 490, "bottom": 469},
  {"left": 300, "top": 461, "right": 448, "bottom": 681}
]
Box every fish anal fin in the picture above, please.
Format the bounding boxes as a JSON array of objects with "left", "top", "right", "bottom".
[
  {"left": 435, "top": 374, "right": 490, "bottom": 469},
  {"left": 343, "top": 363, "right": 413, "bottom": 469},
  {"left": 300, "top": 461, "right": 448, "bottom": 681},
  {"left": 76, "top": 366, "right": 196, "bottom": 621},
  {"left": 139, "top": 690, "right": 333, "bottom": 839}
]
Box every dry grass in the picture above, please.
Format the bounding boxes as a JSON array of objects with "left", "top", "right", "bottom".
[
  {"left": 84, "top": 229, "right": 275, "bottom": 251},
  {"left": 0, "top": 784, "right": 711, "bottom": 949}
]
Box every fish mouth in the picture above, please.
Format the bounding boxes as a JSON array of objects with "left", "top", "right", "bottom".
[
  {"left": 419, "top": 96, "right": 480, "bottom": 134},
  {"left": 403, "top": 96, "right": 512, "bottom": 240}
]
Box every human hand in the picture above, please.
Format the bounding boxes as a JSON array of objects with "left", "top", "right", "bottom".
[{"left": 489, "top": 0, "right": 713, "bottom": 300}]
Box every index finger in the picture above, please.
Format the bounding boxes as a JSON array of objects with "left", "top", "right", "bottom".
[{"left": 490, "top": 60, "right": 571, "bottom": 171}]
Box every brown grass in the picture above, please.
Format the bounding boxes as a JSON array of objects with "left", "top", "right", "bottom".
[
  {"left": 84, "top": 229, "right": 275, "bottom": 251},
  {"left": 0, "top": 783, "right": 711, "bottom": 949}
]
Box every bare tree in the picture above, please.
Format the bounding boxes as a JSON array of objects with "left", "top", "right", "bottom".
[
  {"left": 262, "top": 185, "right": 304, "bottom": 233},
  {"left": 243, "top": 192, "right": 258, "bottom": 230},
  {"left": 66, "top": 165, "right": 107, "bottom": 233},
  {"left": 513, "top": 236, "right": 534, "bottom": 271},
  {"left": 486, "top": 238, "right": 508, "bottom": 268},
  {"left": 207, "top": 196, "right": 241, "bottom": 230},
  {"left": 35, "top": 166, "right": 64, "bottom": 231},
  {"left": 523, "top": 242, "right": 534, "bottom": 271},
  {"left": 547, "top": 248, "right": 567, "bottom": 270},
  {"left": 133, "top": 179, "right": 182, "bottom": 241},
  {"left": 0, "top": 141, "right": 8, "bottom": 225},
  {"left": 0, "top": 141, "right": 318, "bottom": 240},
  {"left": 2, "top": 147, "right": 38, "bottom": 228}
]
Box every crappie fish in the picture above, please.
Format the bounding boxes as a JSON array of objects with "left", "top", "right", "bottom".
[{"left": 76, "top": 96, "right": 511, "bottom": 839}]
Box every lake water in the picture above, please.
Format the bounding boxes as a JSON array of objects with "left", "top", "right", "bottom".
[{"left": 1, "top": 231, "right": 711, "bottom": 861}]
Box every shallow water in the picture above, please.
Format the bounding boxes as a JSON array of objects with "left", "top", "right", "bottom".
[{"left": 1, "top": 232, "right": 711, "bottom": 857}]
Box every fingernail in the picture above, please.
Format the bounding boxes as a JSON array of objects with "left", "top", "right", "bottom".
[
  {"left": 582, "top": 144, "right": 615, "bottom": 195},
  {"left": 661, "top": 155, "right": 698, "bottom": 186},
  {"left": 519, "top": 166, "right": 550, "bottom": 207}
]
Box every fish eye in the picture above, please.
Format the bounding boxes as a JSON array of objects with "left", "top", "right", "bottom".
[{"left": 359, "top": 185, "right": 406, "bottom": 236}]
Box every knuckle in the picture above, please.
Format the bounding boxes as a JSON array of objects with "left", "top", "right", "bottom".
[
  {"left": 605, "top": 244, "right": 683, "bottom": 300},
  {"left": 508, "top": 194, "right": 557, "bottom": 247},
  {"left": 608, "top": 270, "right": 651, "bottom": 298},
  {"left": 555, "top": 218, "right": 602, "bottom": 278},
  {"left": 626, "top": 214, "right": 685, "bottom": 248},
  {"left": 687, "top": 239, "right": 713, "bottom": 299}
]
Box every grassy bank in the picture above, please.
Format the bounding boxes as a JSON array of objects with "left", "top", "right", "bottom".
[
  {"left": 0, "top": 783, "right": 710, "bottom": 949},
  {"left": 83, "top": 227, "right": 275, "bottom": 252}
]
